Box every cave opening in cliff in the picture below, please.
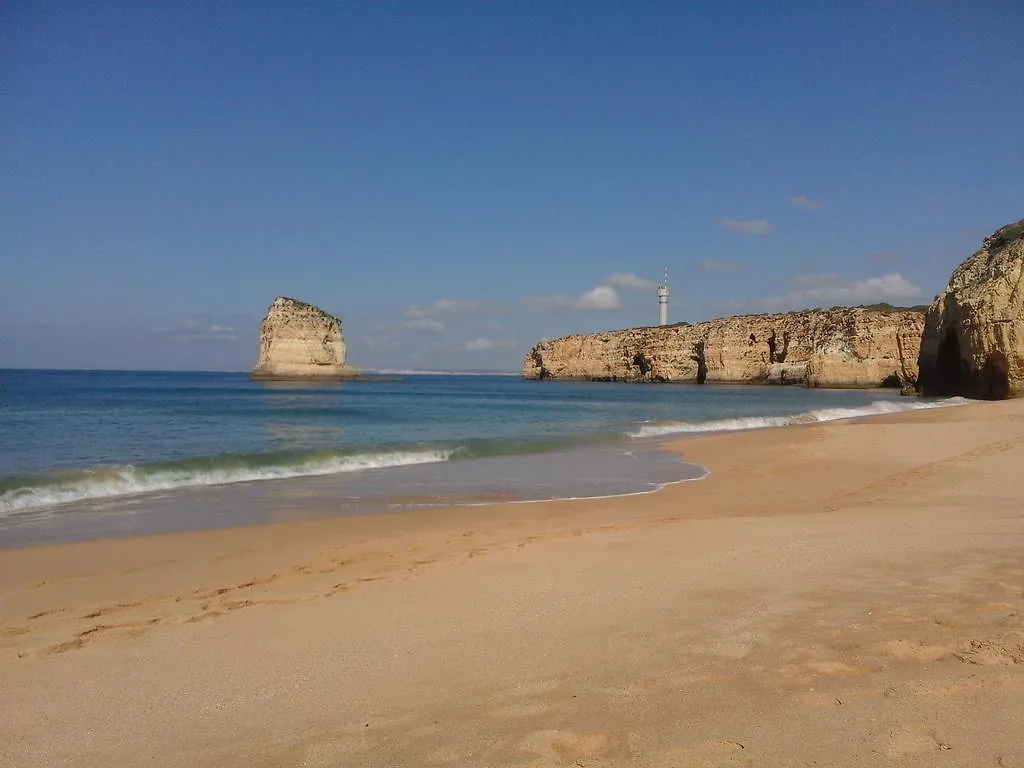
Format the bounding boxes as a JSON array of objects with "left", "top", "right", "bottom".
[
  {"left": 690, "top": 341, "right": 708, "bottom": 385},
  {"left": 933, "top": 326, "right": 967, "bottom": 396},
  {"left": 981, "top": 352, "right": 1010, "bottom": 400},
  {"left": 632, "top": 352, "right": 652, "bottom": 380}
]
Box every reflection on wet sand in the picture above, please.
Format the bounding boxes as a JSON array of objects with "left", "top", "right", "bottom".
[{"left": 1, "top": 446, "right": 704, "bottom": 547}]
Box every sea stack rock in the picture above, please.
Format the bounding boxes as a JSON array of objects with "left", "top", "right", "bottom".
[
  {"left": 523, "top": 307, "right": 924, "bottom": 388},
  {"left": 251, "top": 297, "right": 356, "bottom": 380},
  {"left": 918, "top": 218, "right": 1024, "bottom": 399}
]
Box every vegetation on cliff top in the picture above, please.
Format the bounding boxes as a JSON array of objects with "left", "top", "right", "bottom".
[
  {"left": 272, "top": 296, "right": 339, "bottom": 322},
  {"left": 986, "top": 220, "right": 1024, "bottom": 251},
  {"left": 714, "top": 305, "right": 928, "bottom": 321},
  {"left": 854, "top": 302, "right": 929, "bottom": 314}
]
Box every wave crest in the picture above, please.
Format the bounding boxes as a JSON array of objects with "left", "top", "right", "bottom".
[
  {"left": 628, "top": 397, "right": 971, "bottom": 438},
  {"left": 0, "top": 449, "right": 453, "bottom": 517}
]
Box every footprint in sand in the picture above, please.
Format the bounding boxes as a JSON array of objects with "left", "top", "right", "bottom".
[
  {"left": 885, "top": 725, "right": 950, "bottom": 757},
  {"left": 878, "top": 638, "right": 954, "bottom": 663},
  {"left": 883, "top": 677, "right": 989, "bottom": 700},
  {"left": 953, "top": 635, "right": 1024, "bottom": 665},
  {"left": 519, "top": 729, "right": 619, "bottom": 762},
  {"left": 81, "top": 600, "right": 142, "bottom": 619}
]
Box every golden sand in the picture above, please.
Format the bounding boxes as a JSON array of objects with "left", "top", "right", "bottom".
[{"left": 3, "top": 398, "right": 1024, "bottom": 766}]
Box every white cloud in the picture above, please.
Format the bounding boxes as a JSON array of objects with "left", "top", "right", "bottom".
[
  {"left": 154, "top": 317, "right": 241, "bottom": 343},
  {"left": 698, "top": 259, "right": 744, "bottom": 273},
  {"left": 402, "top": 297, "right": 483, "bottom": 333},
  {"left": 403, "top": 307, "right": 430, "bottom": 320},
  {"left": 792, "top": 272, "right": 921, "bottom": 302},
  {"left": 464, "top": 337, "right": 516, "bottom": 351},
  {"left": 574, "top": 285, "right": 622, "bottom": 310},
  {"left": 607, "top": 272, "right": 658, "bottom": 292},
  {"left": 403, "top": 298, "right": 480, "bottom": 321},
  {"left": 403, "top": 317, "right": 445, "bottom": 333},
  {"left": 750, "top": 272, "right": 924, "bottom": 312},
  {"left": 789, "top": 195, "right": 825, "bottom": 211},
  {"left": 522, "top": 294, "right": 572, "bottom": 310},
  {"left": 523, "top": 284, "right": 623, "bottom": 312},
  {"left": 720, "top": 217, "right": 773, "bottom": 236}
]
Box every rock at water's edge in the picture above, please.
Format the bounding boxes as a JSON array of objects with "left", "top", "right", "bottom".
[
  {"left": 251, "top": 297, "right": 357, "bottom": 380},
  {"left": 918, "top": 218, "right": 1024, "bottom": 399},
  {"left": 522, "top": 307, "right": 924, "bottom": 389}
]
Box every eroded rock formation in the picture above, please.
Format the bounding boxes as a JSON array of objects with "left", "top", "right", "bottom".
[
  {"left": 523, "top": 308, "right": 924, "bottom": 388},
  {"left": 918, "top": 218, "right": 1024, "bottom": 399},
  {"left": 251, "top": 297, "right": 356, "bottom": 380}
]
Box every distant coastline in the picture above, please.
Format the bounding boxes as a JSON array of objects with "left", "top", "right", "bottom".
[{"left": 364, "top": 369, "right": 520, "bottom": 377}]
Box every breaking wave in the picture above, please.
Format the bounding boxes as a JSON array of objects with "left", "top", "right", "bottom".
[
  {"left": 628, "top": 397, "right": 972, "bottom": 438},
  {"left": 0, "top": 449, "right": 453, "bottom": 517},
  {"left": 0, "top": 396, "right": 975, "bottom": 518}
]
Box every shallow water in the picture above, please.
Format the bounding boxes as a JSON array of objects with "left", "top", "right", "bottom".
[
  {"left": 0, "top": 445, "right": 708, "bottom": 547},
  {"left": 0, "top": 370, "right": 964, "bottom": 546}
]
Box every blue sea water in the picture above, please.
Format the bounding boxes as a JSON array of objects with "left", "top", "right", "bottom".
[{"left": 0, "top": 370, "right": 964, "bottom": 546}]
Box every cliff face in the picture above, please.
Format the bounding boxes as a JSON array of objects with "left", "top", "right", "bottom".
[
  {"left": 918, "top": 219, "right": 1024, "bottom": 399},
  {"left": 523, "top": 308, "right": 924, "bottom": 388},
  {"left": 251, "top": 297, "right": 356, "bottom": 379}
]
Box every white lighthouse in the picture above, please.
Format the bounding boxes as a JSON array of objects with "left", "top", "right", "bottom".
[{"left": 657, "top": 267, "right": 669, "bottom": 326}]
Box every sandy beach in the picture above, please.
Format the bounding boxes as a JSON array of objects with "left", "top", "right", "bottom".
[{"left": 3, "top": 398, "right": 1024, "bottom": 767}]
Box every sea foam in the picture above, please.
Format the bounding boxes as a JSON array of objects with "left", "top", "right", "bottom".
[
  {"left": 0, "top": 449, "right": 453, "bottom": 517},
  {"left": 0, "top": 396, "right": 975, "bottom": 519},
  {"left": 628, "top": 397, "right": 971, "bottom": 438}
]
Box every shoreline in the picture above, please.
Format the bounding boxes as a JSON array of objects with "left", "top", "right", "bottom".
[
  {"left": 522, "top": 375, "right": 910, "bottom": 389},
  {"left": 3, "top": 397, "right": 1024, "bottom": 766},
  {"left": 0, "top": 392, "right": 967, "bottom": 548},
  {"left": 0, "top": 445, "right": 707, "bottom": 549},
  {"left": 0, "top": 396, "right": 999, "bottom": 600}
]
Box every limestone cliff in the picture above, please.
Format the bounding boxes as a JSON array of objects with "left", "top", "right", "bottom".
[
  {"left": 251, "top": 297, "right": 356, "bottom": 380},
  {"left": 918, "top": 218, "right": 1024, "bottom": 399},
  {"left": 523, "top": 308, "right": 924, "bottom": 388}
]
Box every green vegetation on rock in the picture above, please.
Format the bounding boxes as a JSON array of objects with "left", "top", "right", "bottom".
[
  {"left": 987, "top": 220, "right": 1024, "bottom": 251},
  {"left": 856, "top": 303, "right": 929, "bottom": 314}
]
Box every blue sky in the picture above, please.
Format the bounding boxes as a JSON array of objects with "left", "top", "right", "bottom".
[{"left": 2, "top": 2, "right": 1022, "bottom": 372}]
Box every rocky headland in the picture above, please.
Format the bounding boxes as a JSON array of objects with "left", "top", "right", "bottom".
[
  {"left": 251, "top": 297, "right": 357, "bottom": 380},
  {"left": 523, "top": 307, "right": 925, "bottom": 388},
  {"left": 917, "top": 218, "right": 1024, "bottom": 399}
]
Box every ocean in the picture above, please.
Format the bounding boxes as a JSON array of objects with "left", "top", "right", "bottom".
[{"left": 0, "top": 370, "right": 965, "bottom": 547}]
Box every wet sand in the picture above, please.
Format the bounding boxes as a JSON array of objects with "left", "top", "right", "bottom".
[
  {"left": 2, "top": 398, "right": 1024, "bottom": 766},
  {"left": 0, "top": 444, "right": 707, "bottom": 548}
]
